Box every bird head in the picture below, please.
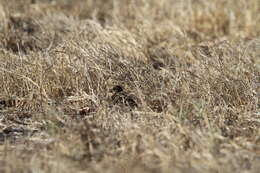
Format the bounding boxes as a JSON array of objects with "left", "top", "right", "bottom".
[{"left": 111, "top": 85, "right": 124, "bottom": 93}]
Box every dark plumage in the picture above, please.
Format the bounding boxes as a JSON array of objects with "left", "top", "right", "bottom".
[
  {"left": 111, "top": 85, "right": 138, "bottom": 109},
  {"left": 152, "top": 60, "right": 165, "bottom": 70},
  {"left": 112, "top": 85, "right": 124, "bottom": 93}
]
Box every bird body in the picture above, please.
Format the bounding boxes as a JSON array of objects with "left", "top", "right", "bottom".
[{"left": 110, "top": 85, "right": 138, "bottom": 109}]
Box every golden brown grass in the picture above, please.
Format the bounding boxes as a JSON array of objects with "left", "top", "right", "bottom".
[{"left": 0, "top": 0, "right": 259, "bottom": 172}]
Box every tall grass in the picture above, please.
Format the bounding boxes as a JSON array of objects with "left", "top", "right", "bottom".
[{"left": 0, "top": 0, "right": 259, "bottom": 172}]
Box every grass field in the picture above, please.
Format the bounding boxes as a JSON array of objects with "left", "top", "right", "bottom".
[{"left": 0, "top": 0, "right": 259, "bottom": 172}]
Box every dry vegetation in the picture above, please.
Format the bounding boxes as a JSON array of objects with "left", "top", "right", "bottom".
[{"left": 0, "top": 0, "right": 259, "bottom": 172}]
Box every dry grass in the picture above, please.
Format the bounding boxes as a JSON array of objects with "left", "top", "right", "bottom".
[{"left": 0, "top": 0, "right": 259, "bottom": 172}]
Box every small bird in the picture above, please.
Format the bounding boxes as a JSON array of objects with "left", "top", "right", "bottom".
[
  {"left": 110, "top": 85, "right": 138, "bottom": 109},
  {"left": 152, "top": 59, "right": 165, "bottom": 70}
]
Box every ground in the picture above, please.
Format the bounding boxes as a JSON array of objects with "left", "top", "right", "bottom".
[{"left": 0, "top": 0, "right": 259, "bottom": 173}]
